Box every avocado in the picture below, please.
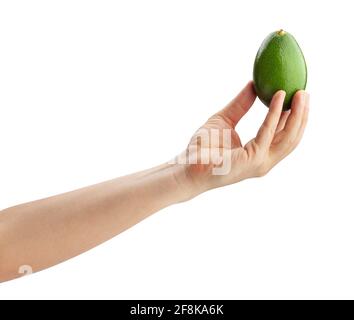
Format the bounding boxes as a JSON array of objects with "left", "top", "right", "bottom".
[{"left": 253, "top": 29, "right": 307, "bottom": 110}]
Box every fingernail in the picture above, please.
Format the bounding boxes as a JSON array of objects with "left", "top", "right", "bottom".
[{"left": 279, "top": 90, "right": 286, "bottom": 99}]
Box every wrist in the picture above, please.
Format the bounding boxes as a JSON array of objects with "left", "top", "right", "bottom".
[
  {"left": 168, "top": 162, "right": 211, "bottom": 202},
  {"left": 160, "top": 162, "right": 203, "bottom": 203}
]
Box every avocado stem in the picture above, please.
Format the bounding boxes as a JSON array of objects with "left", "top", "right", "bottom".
[{"left": 277, "top": 29, "right": 286, "bottom": 36}]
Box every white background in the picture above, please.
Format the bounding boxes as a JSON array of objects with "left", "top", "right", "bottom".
[{"left": 0, "top": 0, "right": 353, "bottom": 300}]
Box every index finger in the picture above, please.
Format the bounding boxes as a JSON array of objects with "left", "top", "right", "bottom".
[{"left": 216, "top": 81, "right": 256, "bottom": 127}]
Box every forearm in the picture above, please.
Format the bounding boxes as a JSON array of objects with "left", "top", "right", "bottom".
[{"left": 0, "top": 163, "right": 190, "bottom": 283}]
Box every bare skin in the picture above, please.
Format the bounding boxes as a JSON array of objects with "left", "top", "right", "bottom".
[{"left": 0, "top": 82, "right": 309, "bottom": 283}]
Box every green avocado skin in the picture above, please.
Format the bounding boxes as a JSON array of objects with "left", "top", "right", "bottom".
[{"left": 253, "top": 31, "right": 307, "bottom": 110}]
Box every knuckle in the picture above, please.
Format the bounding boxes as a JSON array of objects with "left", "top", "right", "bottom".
[
  {"left": 253, "top": 154, "right": 265, "bottom": 167},
  {"left": 289, "top": 137, "right": 302, "bottom": 153},
  {"left": 255, "top": 162, "right": 271, "bottom": 178},
  {"left": 292, "top": 139, "right": 301, "bottom": 150},
  {"left": 255, "top": 167, "right": 266, "bottom": 177},
  {"left": 254, "top": 164, "right": 265, "bottom": 177},
  {"left": 261, "top": 122, "right": 269, "bottom": 131},
  {"left": 285, "top": 135, "right": 296, "bottom": 146},
  {"left": 267, "top": 123, "right": 276, "bottom": 136},
  {"left": 261, "top": 122, "right": 275, "bottom": 137},
  {"left": 250, "top": 143, "right": 261, "bottom": 157}
]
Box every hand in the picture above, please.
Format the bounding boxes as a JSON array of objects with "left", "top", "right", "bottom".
[{"left": 179, "top": 81, "right": 309, "bottom": 197}]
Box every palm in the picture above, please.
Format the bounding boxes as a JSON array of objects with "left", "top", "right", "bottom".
[{"left": 201, "top": 113, "right": 243, "bottom": 149}]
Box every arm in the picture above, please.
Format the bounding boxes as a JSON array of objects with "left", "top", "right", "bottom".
[
  {"left": 0, "top": 82, "right": 309, "bottom": 283},
  {"left": 0, "top": 163, "right": 190, "bottom": 282}
]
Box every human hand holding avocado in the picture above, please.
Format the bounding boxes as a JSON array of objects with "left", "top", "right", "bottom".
[
  {"left": 0, "top": 30, "right": 309, "bottom": 283},
  {"left": 182, "top": 29, "right": 308, "bottom": 195},
  {"left": 182, "top": 82, "right": 309, "bottom": 198}
]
